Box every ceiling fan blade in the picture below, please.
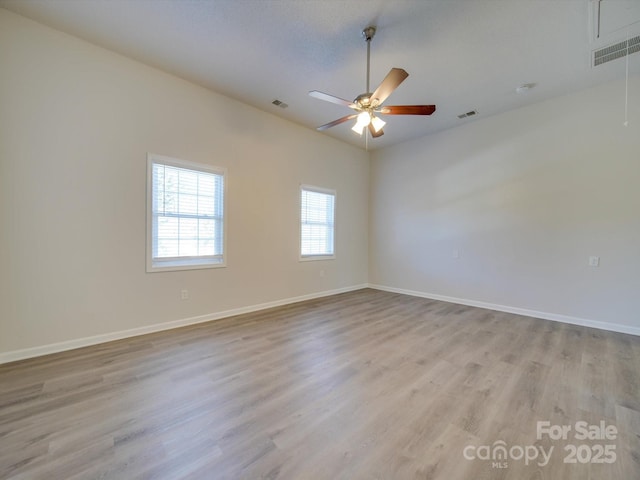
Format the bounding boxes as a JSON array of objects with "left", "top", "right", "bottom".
[
  {"left": 370, "top": 68, "right": 409, "bottom": 106},
  {"left": 368, "top": 124, "right": 384, "bottom": 138},
  {"left": 317, "top": 114, "right": 358, "bottom": 131},
  {"left": 309, "top": 90, "right": 357, "bottom": 109},
  {"left": 378, "top": 105, "right": 436, "bottom": 115}
]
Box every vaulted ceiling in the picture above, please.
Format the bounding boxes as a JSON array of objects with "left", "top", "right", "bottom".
[{"left": 1, "top": 0, "right": 639, "bottom": 150}]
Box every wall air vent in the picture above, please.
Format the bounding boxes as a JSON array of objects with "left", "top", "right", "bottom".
[
  {"left": 271, "top": 99, "right": 288, "bottom": 108},
  {"left": 457, "top": 110, "right": 477, "bottom": 119},
  {"left": 592, "top": 36, "right": 640, "bottom": 67}
]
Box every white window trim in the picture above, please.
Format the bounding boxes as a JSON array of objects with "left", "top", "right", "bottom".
[
  {"left": 299, "top": 184, "right": 336, "bottom": 262},
  {"left": 146, "top": 153, "right": 227, "bottom": 273}
]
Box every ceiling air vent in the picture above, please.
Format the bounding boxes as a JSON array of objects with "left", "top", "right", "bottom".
[
  {"left": 592, "top": 36, "right": 640, "bottom": 67},
  {"left": 457, "top": 110, "right": 477, "bottom": 119},
  {"left": 271, "top": 99, "right": 288, "bottom": 109}
]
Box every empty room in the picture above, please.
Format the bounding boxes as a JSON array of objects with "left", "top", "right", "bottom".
[{"left": 1, "top": 1, "right": 639, "bottom": 479}]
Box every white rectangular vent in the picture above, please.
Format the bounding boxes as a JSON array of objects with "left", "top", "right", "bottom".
[
  {"left": 457, "top": 110, "right": 477, "bottom": 119},
  {"left": 271, "top": 99, "right": 288, "bottom": 109},
  {"left": 593, "top": 36, "right": 640, "bottom": 67}
]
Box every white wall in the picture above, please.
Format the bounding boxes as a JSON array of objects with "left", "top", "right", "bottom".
[
  {"left": 0, "top": 9, "right": 369, "bottom": 358},
  {"left": 370, "top": 77, "right": 640, "bottom": 332}
]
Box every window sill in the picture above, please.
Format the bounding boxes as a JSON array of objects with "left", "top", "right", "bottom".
[
  {"left": 146, "top": 258, "right": 226, "bottom": 273},
  {"left": 299, "top": 255, "right": 335, "bottom": 262}
]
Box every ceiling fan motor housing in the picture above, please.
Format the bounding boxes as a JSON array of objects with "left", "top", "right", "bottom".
[{"left": 355, "top": 92, "right": 374, "bottom": 108}]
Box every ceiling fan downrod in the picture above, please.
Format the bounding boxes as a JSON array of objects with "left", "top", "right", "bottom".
[{"left": 362, "top": 26, "right": 376, "bottom": 95}]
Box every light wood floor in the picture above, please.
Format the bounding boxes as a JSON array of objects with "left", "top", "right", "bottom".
[{"left": 1, "top": 289, "right": 639, "bottom": 479}]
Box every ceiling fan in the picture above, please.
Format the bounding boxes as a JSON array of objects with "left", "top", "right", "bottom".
[{"left": 309, "top": 26, "right": 436, "bottom": 139}]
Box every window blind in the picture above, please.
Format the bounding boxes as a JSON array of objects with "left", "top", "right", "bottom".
[
  {"left": 300, "top": 186, "right": 335, "bottom": 257},
  {"left": 151, "top": 161, "right": 224, "bottom": 265}
]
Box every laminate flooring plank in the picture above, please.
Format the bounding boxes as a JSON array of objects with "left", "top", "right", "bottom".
[{"left": 1, "top": 289, "right": 639, "bottom": 479}]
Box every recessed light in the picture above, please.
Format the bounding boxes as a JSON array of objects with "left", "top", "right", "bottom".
[{"left": 515, "top": 83, "right": 536, "bottom": 94}]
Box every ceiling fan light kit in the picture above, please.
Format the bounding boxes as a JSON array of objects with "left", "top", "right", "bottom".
[
  {"left": 309, "top": 25, "right": 436, "bottom": 139},
  {"left": 370, "top": 115, "right": 386, "bottom": 132},
  {"left": 351, "top": 111, "right": 386, "bottom": 135}
]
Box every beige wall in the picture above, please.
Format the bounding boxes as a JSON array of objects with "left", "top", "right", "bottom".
[
  {"left": 0, "top": 9, "right": 369, "bottom": 357},
  {"left": 2, "top": 7, "right": 639, "bottom": 361},
  {"left": 370, "top": 77, "right": 640, "bottom": 331}
]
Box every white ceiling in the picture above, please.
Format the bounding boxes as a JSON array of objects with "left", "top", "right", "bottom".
[{"left": 1, "top": 0, "right": 639, "bottom": 150}]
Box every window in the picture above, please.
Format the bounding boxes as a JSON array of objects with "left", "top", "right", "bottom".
[
  {"left": 147, "top": 154, "right": 226, "bottom": 272},
  {"left": 300, "top": 185, "right": 335, "bottom": 260}
]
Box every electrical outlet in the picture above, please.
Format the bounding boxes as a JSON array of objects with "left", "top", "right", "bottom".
[
  {"left": 588, "top": 256, "right": 600, "bottom": 267},
  {"left": 452, "top": 249, "right": 460, "bottom": 259},
  {"left": 320, "top": 269, "right": 325, "bottom": 277},
  {"left": 181, "top": 289, "right": 189, "bottom": 300}
]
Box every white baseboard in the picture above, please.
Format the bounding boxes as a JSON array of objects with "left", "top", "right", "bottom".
[
  {"left": 367, "top": 284, "right": 640, "bottom": 337},
  {"left": 0, "top": 284, "right": 368, "bottom": 365},
  {"left": 3, "top": 282, "right": 637, "bottom": 365}
]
